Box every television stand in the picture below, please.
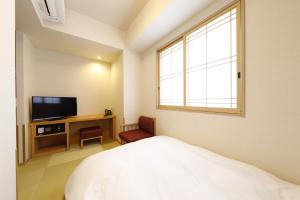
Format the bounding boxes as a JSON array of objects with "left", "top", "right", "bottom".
[{"left": 29, "top": 114, "right": 116, "bottom": 158}]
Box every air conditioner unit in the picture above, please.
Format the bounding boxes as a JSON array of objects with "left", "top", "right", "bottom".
[{"left": 31, "top": 0, "right": 65, "bottom": 23}]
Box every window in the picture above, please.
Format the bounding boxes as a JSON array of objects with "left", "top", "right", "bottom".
[
  {"left": 157, "top": 1, "right": 243, "bottom": 114},
  {"left": 159, "top": 39, "right": 184, "bottom": 106}
]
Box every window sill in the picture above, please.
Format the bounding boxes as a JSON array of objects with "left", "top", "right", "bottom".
[{"left": 157, "top": 105, "right": 243, "bottom": 116}]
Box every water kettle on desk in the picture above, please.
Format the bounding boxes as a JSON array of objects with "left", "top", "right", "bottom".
[{"left": 104, "top": 109, "right": 112, "bottom": 116}]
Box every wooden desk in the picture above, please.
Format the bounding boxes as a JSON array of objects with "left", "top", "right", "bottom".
[
  {"left": 67, "top": 114, "right": 116, "bottom": 140},
  {"left": 30, "top": 114, "right": 116, "bottom": 158}
]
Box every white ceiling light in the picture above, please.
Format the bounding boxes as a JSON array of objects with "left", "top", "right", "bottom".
[{"left": 31, "top": 0, "right": 65, "bottom": 24}]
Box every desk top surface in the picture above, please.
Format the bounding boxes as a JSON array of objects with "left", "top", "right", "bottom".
[
  {"left": 67, "top": 114, "right": 115, "bottom": 123},
  {"left": 30, "top": 114, "right": 115, "bottom": 125}
]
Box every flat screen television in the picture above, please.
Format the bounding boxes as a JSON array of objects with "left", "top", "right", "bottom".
[{"left": 31, "top": 96, "right": 77, "bottom": 121}]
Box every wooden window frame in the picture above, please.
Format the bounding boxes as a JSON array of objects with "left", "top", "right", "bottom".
[{"left": 157, "top": 0, "right": 244, "bottom": 115}]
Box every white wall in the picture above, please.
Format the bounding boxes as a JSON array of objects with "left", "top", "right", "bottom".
[
  {"left": 32, "top": 48, "right": 112, "bottom": 116},
  {"left": 140, "top": 0, "right": 300, "bottom": 184},
  {"left": 126, "top": 0, "right": 170, "bottom": 49},
  {"left": 123, "top": 50, "right": 141, "bottom": 123},
  {"left": 0, "top": 0, "right": 16, "bottom": 199},
  {"left": 111, "top": 54, "right": 124, "bottom": 137},
  {"left": 43, "top": 9, "right": 125, "bottom": 49}
]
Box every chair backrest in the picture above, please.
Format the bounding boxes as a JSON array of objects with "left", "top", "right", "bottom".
[{"left": 138, "top": 116, "right": 155, "bottom": 135}]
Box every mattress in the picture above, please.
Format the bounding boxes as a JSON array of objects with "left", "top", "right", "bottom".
[{"left": 65, "top": 136, "right": 300, "bottom": 200}]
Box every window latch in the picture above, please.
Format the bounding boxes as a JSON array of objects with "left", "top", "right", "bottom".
[{"left": 237, "top": 72, "right": 241, "bottom": 79}]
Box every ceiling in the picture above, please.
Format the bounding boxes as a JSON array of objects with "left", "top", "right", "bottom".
[
  {"left": 16, "top": 0, "right": 217, "bottom": 61},
  {"left": 65, "top": 0, "right": 150, "bottom": 30},
  {"left": 16, "top": 0, "right": 122, "bottom": 62},
  {"left": 127, "top": 0, "right": 215, "bottom": 51}
]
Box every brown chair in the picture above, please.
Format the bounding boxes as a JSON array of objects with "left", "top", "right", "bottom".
[{"left": 119, "top": 116, "right": 156, "bottom": 144}]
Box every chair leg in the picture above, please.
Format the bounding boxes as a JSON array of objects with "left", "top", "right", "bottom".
[
  {"left": 121, "top": 139, "right": 126, "bottom": 145},
  {"left": 80, "top": 140, "right": 83, "bottom": 149}
]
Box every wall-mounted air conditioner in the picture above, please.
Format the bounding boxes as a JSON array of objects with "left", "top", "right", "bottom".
[{"left": 31, "top": 0, "right": 65, "bottom": 24}]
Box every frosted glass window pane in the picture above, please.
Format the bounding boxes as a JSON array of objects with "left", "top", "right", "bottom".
[
  {"left": 187, "top": 35, "right": 206, "bottom": 68},
  {"left": 231, "top": 61, "right": 237, "bottom": 98},
  {"left": 171, "top": 75, "right": 184, "bottom": 106},
  {"left": 231, "top": 8, "right": 237, "bottom": 14},
  {"left": 185, "top": 7, "right": 238, "bottom": 109},
  {"left": 159, "top": 41, "right": 184, "bottom": 106},
  {"left": 160, "top": 79, "right": 171, "bottom": 105},
  {"left": 207, "top": 12, "right": 230, "bottom": 30},
  {"left": 186, "top": 69, "right": 206, "bottom": 107},
  {"left": 207, "top": 63, "right": 231, "bottom": 100},
  {"left": 187, "top": 26, "right": 206, "bottom": 40},
  {"left": 231, "top": 18, "right": 237, "bottom": 56},
  {"left": 207, "top": 21, "right": 231, "bottom": 63},
  {"left": 172, "top": 47, "right": 183, "bottom": 74},
  {"left": 160, "top": 54, "right": 171, "bottom": 77}
]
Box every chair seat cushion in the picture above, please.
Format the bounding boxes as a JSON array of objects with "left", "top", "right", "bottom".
[
  {"left": 80, "top": 126, "right": 102, "bottom": 140},
  {"left": 119, "top": 129, "right": 153, "bottom": 143}
]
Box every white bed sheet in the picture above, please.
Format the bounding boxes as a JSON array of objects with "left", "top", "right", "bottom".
[{"left": 65, "top": 136, "right": 300, "bottom": 200}]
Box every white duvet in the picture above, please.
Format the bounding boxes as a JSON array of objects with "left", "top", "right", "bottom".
[{"left": 65, "top": 136, "right": 300, "bottom": 200}]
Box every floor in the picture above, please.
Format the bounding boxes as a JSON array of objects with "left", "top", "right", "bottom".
[{"left": 17, "top": 141, "right": 120, "bottom": 200}]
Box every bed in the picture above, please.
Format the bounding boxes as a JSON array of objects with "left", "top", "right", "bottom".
[{"left": 65, "top": 136, "right": 300, "bottom": 200}]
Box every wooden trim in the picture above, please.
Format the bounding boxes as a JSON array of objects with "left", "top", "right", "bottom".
[
  {"left": 22, "top": 124, "right": 26, "bottom": 163},
  {"left": 16, "top": 125, "right": 19, "bottom": 165},
  {"left": 65, "top": 122, "right": 70, "bottom": 150},
  {"left": 112, "top": 116, "right": 116, "bottom": 140},
  {"left": 30, "top": 124, "right": 35, "bottom": 159},
  {"left": 35, "top": 132, "right": 67, "bottom": 138},
  {"left": 183, "top": 35, "right": 187, "bottom": 107},
  {"left": 239, "top": 0, "right": 245, "bottom": 116},
  {"left": 27, "top": 124, "right": 31, "bottom": 162},
  {"left": 157, "top": 36, "right": 183, "bottom": 52},
  {"left": 156, "top": 0, "right": 244, "bottom": 116},
  {"left": 156, "top": 51, "right": 160, "bottom": 109},
  {"left": 158, "top": 105, "right": 241, "bottom": 115},
  {"left": 15, "top": 149, "right": 18, "bottom": 200}
]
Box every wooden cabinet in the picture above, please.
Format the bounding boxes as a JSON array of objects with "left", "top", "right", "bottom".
[
  {"left": 30, "top": 119, "right": 68, "bottom": 158},
  {"left": 30, "top": 114, "right": 116, "bottom": 158}
]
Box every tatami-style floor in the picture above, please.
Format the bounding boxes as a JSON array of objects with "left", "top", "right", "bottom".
[{"left": 17, "top": 141, "right": 120, "bottom": 200}]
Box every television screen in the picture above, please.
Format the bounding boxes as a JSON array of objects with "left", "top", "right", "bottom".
[{"left": 32, "top": 96, "right": 77, "bottom": 121}]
